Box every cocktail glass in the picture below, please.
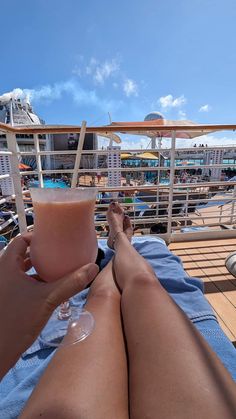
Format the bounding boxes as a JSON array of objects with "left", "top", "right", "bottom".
[{"left": 30, "top": 187, "right": 98, "bottom": 347}]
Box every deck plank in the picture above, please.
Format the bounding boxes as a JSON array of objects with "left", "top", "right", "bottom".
[
  {"left": 170, "top": 238, "right": 236, "bottom": 342},
  {"left": 205, "top": 291, "right": 236, "bottom": 336},
  {"left": 217, "top": 318, "right": 235, "bottom": 341}
]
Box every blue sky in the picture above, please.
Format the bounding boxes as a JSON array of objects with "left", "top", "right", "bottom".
[{"left": 1, "top": 0, "right": 236, "bottom": 147}]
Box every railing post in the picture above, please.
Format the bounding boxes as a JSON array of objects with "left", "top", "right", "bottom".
[
  {"left": 219, "top": 206, "right": 223, "bottom": 224},
  {"left": 155, "top": 155, "right": 161, "bottom": 217},
  {"left": 6, "top": 133, "right": 27, "bottom": 233},
  {"left": 71, "top": 121, "right": 87, "bottom": 188},
  {"left": 167, "top": 131, "right": 176, "bottom": 242},
  {"left": 230, "top": 185, "right": 236, "bottom": 224},
  {"left": 33, "top": 134, "right": 44, "bottom": 187},
  {"left": 185, "top": 189, "right": 189, "bottom": 227}
]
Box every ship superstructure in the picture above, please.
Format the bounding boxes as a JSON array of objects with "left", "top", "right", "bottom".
[{"left": 0, "top": 97, "right": 52, "bottom": 195}]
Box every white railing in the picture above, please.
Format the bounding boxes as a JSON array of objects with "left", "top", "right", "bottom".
[{"left": 1, "top": 121, "right": 236, "bottom": 243}]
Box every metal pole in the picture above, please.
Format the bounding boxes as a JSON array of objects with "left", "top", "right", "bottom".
[
  {"left": 108, "top": 112, "right": 113, "bottom": 148},
  {"left": 167, "top": 131, "right": 176, "bottom": 242},
  {"left": 33, "top": 134, "right": 44, "bottom": 187},
  {"left": 151, "top": 136, "right": 156, "bottom": 149},
  {"left": 219, "top": 206, "right": 223, "bottom": 224},
  {"left": 6, "top": 133, "right": 27, "bottom": 233},
  {"left": 71, "top": 121, "right": 86, "bottom": 188}
]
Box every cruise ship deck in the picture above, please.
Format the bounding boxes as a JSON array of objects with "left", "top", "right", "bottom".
[{"left": 1, "top": 120, "right": 236, "bottom": 346}]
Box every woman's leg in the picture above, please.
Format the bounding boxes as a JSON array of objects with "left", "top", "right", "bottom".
[
  {"left": 21, "top": 261, "right": 128, "bottom": 419},
  {"left": 107, "top": 203, "right": 236, "bottom": 419}
]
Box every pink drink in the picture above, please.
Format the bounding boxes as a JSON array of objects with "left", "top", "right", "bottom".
[{"left": 30, "top": 188, "right": 98, "bottom": 282}]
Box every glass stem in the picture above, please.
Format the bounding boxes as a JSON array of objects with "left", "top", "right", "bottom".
[{"left": 58, "top": 300, "right": 72, "bottom": 320}]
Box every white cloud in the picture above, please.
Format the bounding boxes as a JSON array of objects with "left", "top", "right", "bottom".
[
  {"left": 199, "top": 104, "right": 211, "bottom": 112},
  {"left": 85, "top": 57, "right": 98, "bottom": 75},
  {"left": 73, "top": 57, "right": 120, "bottom": 85},
  {"left": 0, "top": 80, "right": 123, "bottom": 113},
  {"left": 0, "top": 88, "right": 28, "bottom": 103},
  {"left": 121, "top": 136, "right": 148, "bottom": 149},
  {"left": 159, "top": 94, "right": 186, "bottom": 109},
  {"left": 94, "top": 59, "right": 119, "bottom": 84},
  {"left": 123, "top": 79, "right": 138, "bottom": 97},
  {"left": 81, "top": 58, "right": 119, "bottom": 84},
  {"left": 98, "top": 135, "right": 149, "bottom": 150},
  {"left": 72, "top": 56, "right": 141, "bottom": 99}
]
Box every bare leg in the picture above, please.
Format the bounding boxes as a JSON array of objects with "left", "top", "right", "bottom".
[
  {"left": 107, "top": 203, "right": 236, "bottom": 419},
  {"left": 21, "top": 261, "right": 128, "bottom": 419}
]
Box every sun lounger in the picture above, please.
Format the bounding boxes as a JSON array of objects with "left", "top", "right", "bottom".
[{"left": 1, "top": 236, "right": 236, "bottom": 418}]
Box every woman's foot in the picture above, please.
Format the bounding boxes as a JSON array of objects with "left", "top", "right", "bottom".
[
  {"left": 123, "top": 215, "right": 133, "bottom": 243},
  {"left": 107, "top": 203, "right": 133, "bottom": 249},
  {"left": 107, "top": 202, "right": 124, "bottom": 249}
]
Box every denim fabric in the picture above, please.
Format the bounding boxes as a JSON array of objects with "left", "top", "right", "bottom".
[
  {"left": 1, "top": 237, "right": 235, "bottom": 418},
  {"left": 98, "top": 236, "right": 217, "bottom": 322},
  {"left": 194, "top": 319, "right": 236, "bottom": 381}
]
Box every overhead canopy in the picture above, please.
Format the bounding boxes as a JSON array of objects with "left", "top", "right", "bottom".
[
  {"left": 108, "top": 120, "right": 215, "bottom": 139},
  {"left": 0, "top": 121, "right": 232, "bottom": 137},
  {"left": 98, "top": 132, "right": 121, "bottom": 144},
  {"left": 135, "top": 151, "right": 159, "bottom": 160}
]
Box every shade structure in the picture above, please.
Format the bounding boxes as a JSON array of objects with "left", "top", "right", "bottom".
[
  {"left": 98, "top": 132, "right": 121, "bottom": 144},
  {"left": 0, "top": 121, "right": 232, "bottom": 136},
  {"left": 107, "top": 119, "right": 215, "bottom": 139},
  {"left": 121, "top": 153, "right": 134, "bottom": 159},
  {"left": 121, "top": 151, "right": 160, "bottom": 160},
  {"left": 135, "top": 151, "right": 159, "bottom": 160}
]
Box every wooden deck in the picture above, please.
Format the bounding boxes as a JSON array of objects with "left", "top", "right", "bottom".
[{"left": 169, "top": 238, "right": 236, "bottom": 344}]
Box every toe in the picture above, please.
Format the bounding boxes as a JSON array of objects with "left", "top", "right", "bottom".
[
  {"left": 111, "top": 201, "right": 123, "bottom": 214},
  {"left": 123, "top": 215, "right": 133, "bottom": 242},
  {"left": 123, "top": 215, "right": 132, "bottom": 230}
]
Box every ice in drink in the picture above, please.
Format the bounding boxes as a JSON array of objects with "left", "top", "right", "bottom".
[{"left": 30, "top": 188, "right": 98, "bottom": 282}]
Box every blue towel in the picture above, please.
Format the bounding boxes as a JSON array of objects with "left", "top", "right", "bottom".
[{"left": 1, "top": 237, "right": 236, "bottom": 418}]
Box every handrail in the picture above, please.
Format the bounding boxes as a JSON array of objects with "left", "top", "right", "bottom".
[
  {"left": 1, "top": 122, "right": 236, "bottom": 135},
  {"left": 16, "top": 165, "right": 236, "bottom": 176},
  {"left": 17, "top": 145, "right": 236, "bottom": 154}
]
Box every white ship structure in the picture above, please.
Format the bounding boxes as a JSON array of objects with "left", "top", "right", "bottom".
[{"left": 0, "top": 97, "right": 52, "bottom": 195}]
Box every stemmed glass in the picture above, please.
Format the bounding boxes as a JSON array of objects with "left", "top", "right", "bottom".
[{"left": 30, "top": 187, "right": 98, "bottom": 347}]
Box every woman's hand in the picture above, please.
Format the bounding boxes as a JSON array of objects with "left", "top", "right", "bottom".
[{"left": 0, "top": 234, "right": 99, "bottom": 379}]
